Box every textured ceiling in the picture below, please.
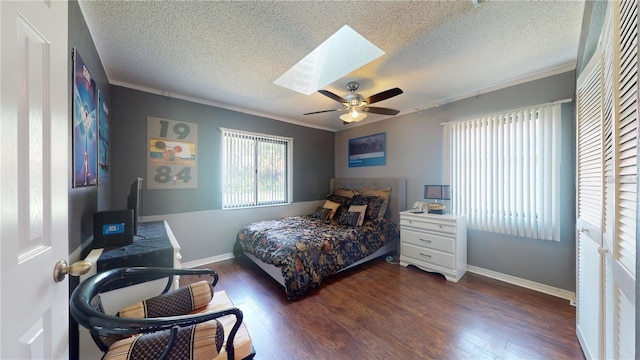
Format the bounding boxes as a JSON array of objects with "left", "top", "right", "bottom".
[{"left": 78, "top": 0, "right": 584, "bottom": 132}]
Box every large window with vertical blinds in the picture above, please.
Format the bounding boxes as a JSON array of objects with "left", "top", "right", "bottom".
[
  {"left": 446, "top": 102, "right": 563, "bottom": 241},
  {"left": 221, "top": 128, "right": 292, "bottom": 209}
]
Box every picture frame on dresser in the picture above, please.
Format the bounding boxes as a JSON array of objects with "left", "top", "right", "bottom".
[{"left": 399, "top": 210, "right": 467, "bottom": 282}]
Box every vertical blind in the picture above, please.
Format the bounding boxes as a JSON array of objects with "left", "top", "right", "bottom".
[
  {"left": 448, "top": 103, "right": 562, "bottom": 241},
  {"left": 221, "top": 128, "right": 292, "bottom": 209}
]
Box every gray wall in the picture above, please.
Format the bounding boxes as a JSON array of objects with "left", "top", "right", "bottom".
[
  {"left": 109, "top": 86, "right": 334, "bottom": 262},
  {"left": 336, "top": 71, "right": 577, "bottom": 291},
  {"left": 110, "top": 86, "right": 334, "bottom": 215},
  {"left": 69, "top": 0, "right": 580, "bottom": 294},
  {"left": 68, "top": 1, "right": 111, "bottom": 255},
  {"left": 68, "top": 2, "right": 112, "bottom": 359},
  {"left": 69, "top": 0, "right": 334, "bottom": 265}
]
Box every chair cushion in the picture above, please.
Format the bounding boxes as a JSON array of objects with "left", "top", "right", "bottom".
[
  {"left": 111, "top": 284, "right": 252, "bottom": 360},
  {"left": 117, "top": 280, "right": 214, "bottom": 318},
  {"left": 198, "top": 291, "right": 253, "bottom": 360},
  {"left": 103, "top": 321, "right": 224, "bottom": 360}
]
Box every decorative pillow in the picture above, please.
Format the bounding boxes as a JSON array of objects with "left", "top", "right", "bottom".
[
  {"left": 332, "top": 188, "right": 359, "bottom": 198},
  {"left": 310, "top": 206, "right": 331, "bottom": 221},
  {"left": 350, "top": 195, "right": 386, "bottom": 222},
  {"left": 339, "top": 211, "right": 360, "bottom": 227},
  {"left": 348, "top": 205, "right": 367, "bottom": 226},
  {"left": 103, "top": 321, "right": 224, "bottom": 360},
  {"left": 326, "top": 193, "right": 351, "bottom": 205},
  {"left": 359, "top": 186, "right": 391, "bottom": 198},
  {"left": 322, "top": 200, "right": 341, "bottom": 220},
  {"left": 359, "top": 186, "right": 391, "bottom": 221},
  {"left": 326, "top": 193, "right": 352, "bottom": 220},
  {"left": 117, "top": 280, "right": 213, "bottom": 319}
]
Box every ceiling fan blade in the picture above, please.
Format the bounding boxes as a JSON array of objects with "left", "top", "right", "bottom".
[
  {"left": 318, "top": 90, "right": 346, "bottom": 104},
  {"left": 365, "top": 88, "right": 403, "bottom": 105},
  {"left": 303, "top": 109, "right": 341, "bottom": 115},
  {"left": 366, "top": 107, "right": 400, "bottom": 116}
]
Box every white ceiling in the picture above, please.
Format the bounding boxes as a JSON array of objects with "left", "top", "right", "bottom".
[{"left": 78, "top": 0, "right": 585, "bottom": 132}]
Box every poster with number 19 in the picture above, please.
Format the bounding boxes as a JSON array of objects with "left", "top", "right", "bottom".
[{"left": 147, "top": 117, "right": 198, "bottom": 189}]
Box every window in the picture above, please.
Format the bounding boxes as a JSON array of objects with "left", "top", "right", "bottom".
[
  {"left": 446, "top": 103, "right": 562, "bottom": 241},
  {"left": 221, "top": 128, "right": 292, "bottom": 209}
]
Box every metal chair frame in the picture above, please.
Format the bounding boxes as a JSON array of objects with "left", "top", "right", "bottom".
[{"left": 70, "top": 267, "right": 249, "bottom": 360}]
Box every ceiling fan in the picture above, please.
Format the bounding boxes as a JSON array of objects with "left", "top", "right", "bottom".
[{"left": 304, "top": 82, "right": 403, "bottom": 124}]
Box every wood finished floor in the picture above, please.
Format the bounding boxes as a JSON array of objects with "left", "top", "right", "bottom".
[{"left": 180, "top": 257, "right": 585, "bottom": 360}]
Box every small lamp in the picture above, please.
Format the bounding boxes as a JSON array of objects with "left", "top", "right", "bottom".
[{"left": 424, "top": 185, "right": 450, "bottom": 214}]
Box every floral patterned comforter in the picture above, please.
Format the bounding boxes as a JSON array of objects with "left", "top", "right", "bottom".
[{"left": 233, "top": 216, "right": 399, "bottom": 300}]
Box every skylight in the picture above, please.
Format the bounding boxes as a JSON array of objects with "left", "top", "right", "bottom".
[{"left": 274, "top": 25, "right": 384, "bottom": 95}]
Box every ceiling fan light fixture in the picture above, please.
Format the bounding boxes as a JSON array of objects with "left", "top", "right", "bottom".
[
  {"left": 304, "top": 81, "right": 402, "bottom": 121},
  {"left": 340, "top": 109, "right": 367, "bottom": 123}
]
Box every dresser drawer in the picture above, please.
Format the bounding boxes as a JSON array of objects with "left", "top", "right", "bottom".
[
  {"left": 402, "top": 243, "right": 454, "bottom": 269},
  {"left": 401, "top": 229, "right": 454, "bottom": 253},
  {"left": 400, "top": 217, "right": 455, "bottom": 234}
]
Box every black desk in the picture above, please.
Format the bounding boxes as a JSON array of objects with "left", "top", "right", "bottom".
[
  {"left": 96, "top": 221, "right": 175, "bottom": 291},
  {"left": 78, "top": 220, "right": 182, "bottom": 358}
]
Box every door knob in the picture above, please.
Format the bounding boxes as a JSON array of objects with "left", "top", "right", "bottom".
[{"left": 53, "top": 260, "right": 92, "bottom": 283}]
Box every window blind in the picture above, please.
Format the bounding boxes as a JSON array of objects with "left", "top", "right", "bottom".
[
  {"left": 221, "top": 128, "right": 292, "bottom": 209},
  {"left": 448, "top": 103, "right": 562, "bottom": 241}
]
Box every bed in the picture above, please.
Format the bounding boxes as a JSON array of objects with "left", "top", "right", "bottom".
[{"left": 233, "top": 178, "right": 406, "bottom": 300}]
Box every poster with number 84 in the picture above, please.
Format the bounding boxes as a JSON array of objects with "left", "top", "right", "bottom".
[{"left": 147, "top": 117, "right": 198, "bottom": 189}]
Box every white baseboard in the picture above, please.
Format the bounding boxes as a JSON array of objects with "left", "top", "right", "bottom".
[
  {"left": 467, "top": 265, "right": 576, "bottom": 305},
  {"left": 182, "top": 253, "right": 235, "bottom": 269},
  {"left": 181, "top": 256, "right": 577, "bottom": 305}
]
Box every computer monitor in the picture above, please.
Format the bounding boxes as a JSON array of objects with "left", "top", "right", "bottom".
[{"left": 126, "top": 177, "right": 144, "bottom": 235}]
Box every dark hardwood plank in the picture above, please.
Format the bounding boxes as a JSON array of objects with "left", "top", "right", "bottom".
[{"left": 181, "top": 257, "right": 585, "bottom": 360}]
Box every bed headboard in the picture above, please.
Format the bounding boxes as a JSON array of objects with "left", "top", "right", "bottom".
[{"left": 330, "top": 178, "right": 407, "bottom": 224}]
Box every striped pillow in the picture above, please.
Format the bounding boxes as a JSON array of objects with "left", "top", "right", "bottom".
[
  {"left": 103, "top": 321, "right": 224, "bottom": 360},
  {"left": 322, "top": 200, "right": 341, "bottom": 220},
  {"left": 348, "top": 205, "right": 367, "bottom": 226},
  {"left": 117, "top": 280, "right": 213, "bottom": 319}
]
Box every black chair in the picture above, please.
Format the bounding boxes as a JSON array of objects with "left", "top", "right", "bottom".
[{"left": 70, "top": 267, "right": 255, "bottom": 360}]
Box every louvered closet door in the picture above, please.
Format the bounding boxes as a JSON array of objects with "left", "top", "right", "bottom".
[
  {"left": 577, "top": 2, "right": 638, "bottom": 359},
  {"left": 576, "top": 43, "right": 605, "bottom": 360},
  {"left": 608, "top": 1, "right": 637, "bottom": 358},
  {"left": 601, "top": 9, "right": 616, "bottom": 359}
]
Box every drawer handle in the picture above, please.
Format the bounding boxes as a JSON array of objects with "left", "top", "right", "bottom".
[
  {"left": 419, "top": 253, "right": 432, "bottom": 258},
  {"left": 419, "top": 238, "right": 432, "bottom": 243}
]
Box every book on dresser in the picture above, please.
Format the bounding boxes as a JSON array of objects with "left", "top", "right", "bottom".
[{"left": 398, "top": 210, "right": 467, "bottom": 282}]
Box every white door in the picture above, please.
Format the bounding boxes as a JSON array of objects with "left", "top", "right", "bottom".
[
  {"left": 576, "top": 46, "right": 605, "bottom": 360},
  {"left": 606, "top": 1, "right": 637, "bottom": 358},
  {"left": 0, "top": 0, "right": 69, "bottom": 359},
  {"left": 576, "top": 2, "right": 637, "bottom": 359}
]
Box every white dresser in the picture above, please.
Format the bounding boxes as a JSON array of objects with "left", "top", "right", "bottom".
[{"left": 399, "top": 210, "right": 467, "bottom": 282}]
